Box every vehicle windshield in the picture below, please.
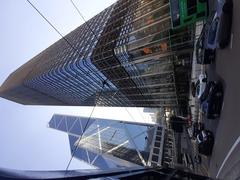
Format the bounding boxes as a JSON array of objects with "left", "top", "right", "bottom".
[{"left": 208, "top": 18, "right": 219, "bottom": 45}]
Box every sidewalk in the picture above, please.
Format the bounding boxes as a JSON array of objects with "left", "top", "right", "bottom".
[{"left": 186, "top": 20, "right": 211, "bottom": 177}]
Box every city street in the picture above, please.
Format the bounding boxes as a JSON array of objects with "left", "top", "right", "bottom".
[
  {"left": 183, "top": 0, "right": 240, "bottom": 179},
  {"left": 198, "top": 0, "right": 240, "bottom": 179}
]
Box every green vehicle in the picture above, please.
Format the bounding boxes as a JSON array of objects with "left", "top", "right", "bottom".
[{"left": 170, "top": 0, "right": 209, "bottom": 29}]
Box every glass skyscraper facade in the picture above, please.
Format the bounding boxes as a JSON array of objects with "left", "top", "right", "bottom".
[
  {"left": 49, "top": 114, "right": 165, "bottom": 169},
  {"left": 0, "top": 0, "right": 194, "bottom": 109}
]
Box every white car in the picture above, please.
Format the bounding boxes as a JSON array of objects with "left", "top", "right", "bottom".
[{"left": 196, "top": 73, "right": 207, "bottom": 99}]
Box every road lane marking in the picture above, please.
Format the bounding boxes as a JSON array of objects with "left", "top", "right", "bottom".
[
  {"left": 230, "top": 33, "right": 233, "bottom": 49},
  {"left": 216, "top": 135, "right": 240, "bottom": 178}
]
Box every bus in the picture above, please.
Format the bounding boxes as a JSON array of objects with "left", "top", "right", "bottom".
[{"left": 170, "top": 0, "right": 209, "bottom": 29}]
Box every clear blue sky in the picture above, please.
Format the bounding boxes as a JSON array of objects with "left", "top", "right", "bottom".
[{"left": 0, "top": 0, "right": 154, "bottom": 171}]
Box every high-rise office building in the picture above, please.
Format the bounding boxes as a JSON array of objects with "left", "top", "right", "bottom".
[
  {"left": 0, "top": 0, "right": 194, "bottom": 108},
  {"left": 49, "top": 114, "right": 165, "bottom": 169}
]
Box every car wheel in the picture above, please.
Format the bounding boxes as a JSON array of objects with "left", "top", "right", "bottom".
[
  {"left": 219, "top": 39, "right": 229, "bottom": 49},
  {"left": 222, "top": 2, "right": 233, "bottom": 14}
]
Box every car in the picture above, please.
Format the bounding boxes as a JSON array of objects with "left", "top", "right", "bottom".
[
  {"left": 206, "top": 0, "right": 233, "bottom": 49},
  {"left": 193, "top": 122, "right": 204, "bottom": 138},
  {"left": 217, "top": 0, "right": 233, "bottom": 49},
  {"left": 196, "top": 13, "right": 217, "bottom": 64},
  {"left": 195, "top": 73, "right": 207, "bottom": 99},
  {"left": 197, "top": 130, "right": 214, "bottom": 156},
  {"left": 201, "top": 81, "right": 224, "bottom": 119},
  {"left": 196, "top": 0, "right": 233, "bottom": 63},
  {"left": 199, "top": 81, "right": 215, "bottom": 103}
]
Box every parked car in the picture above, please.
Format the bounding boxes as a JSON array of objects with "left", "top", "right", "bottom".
[
  {"left": 199, "top": 81, "right": 214, "bottom": 103},
  {"left": 217, "top": 0, "right": 233, "bottom": 49},
  {"left": 196, "top": 72, "right": 207, "bottom": 99},
  {"left": 196, "top": 0, "right": 233, "bottom": 63},
  {"left": 197, "top": 130, "right": 214, "bottom": 156},
  {"left": 196, "top": 13, "right": 217, "bottom": 64},
  {"left": 206, "top": 0, "right": 233, "bottom": 49},
  {"left": 193, "top": 122, "right": 204, "bottom": 138},
  {"left": 201, "top": 81, "right": 224, "bottom": 119}
]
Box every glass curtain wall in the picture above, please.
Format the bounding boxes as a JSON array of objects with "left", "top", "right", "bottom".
[{"left": 49, "top": 115, "right": 165, "bottom": 168}]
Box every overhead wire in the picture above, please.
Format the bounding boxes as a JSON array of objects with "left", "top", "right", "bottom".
[
  {"left": 25, "top": 0, "right": 106, "bottom": 88},
  {"left": 25, "top": 0, "right": 134, "bottom": 173},
  {"left": 26, "top": 0, "right": 199, "bottom": 86},
  {"left": 69, "top": 0, "right": 188, "bottom": 127},
  {"left": 68, "top": 0, "right": 158, "bottom": 168},
  {"left": 26, "top": 0, "right": 197, "bottom": 172},
  {"left": 26, "top": 0, "right": 78, "bottom": 53},
  {"left": 27, "top": 0, "right": 200, "bottom": 80},
  {"left": 64, "top": 80, "right": 107, "bottom": 173},
  {"left": 25, "top": 0, "right": 108, "bottom": 174},
  {"left": 69, "top": 0, "right": 142, "bottom": 122},
  {"left": 69, "top": 0, "right": 161, "bottom": 121},
  {"left": 70, "top": 0, "right": 156, "bottom": 126},
  {"left": 26, "top": 0, "right": 190, "bottom": 115}
]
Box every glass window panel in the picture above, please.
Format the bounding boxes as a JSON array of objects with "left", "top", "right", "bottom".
[
  {"left": 129, "top": 20, "right": 171, "bottom": 44},
  {"left": 134, "top": 127, "right": 155, "bottom": 162},
  {"left": 54, "top": 115, "right": 63, "bottom": 128},
  {"left": 83, "top": 119, "right": 107, "bottom": 137},
  {"left": 142, "top": 73, "right": 174, "bottom": 85},
  {"left": 74, "top": 148, "right": 89, "bottom": 163},
  {"left": 78, "top": 133, "right": 101, "bottom": 154},
  {"left": 156, "top": 136, "right": 162, "bottom": 141},
  {"left": 48, "top": 118, "right": 56, "bottom": 128},
  {"left": 153, "top": 148, "right": 160, "bottom": 154},
  {"left": 133, "top": 134, "right": 150, "bottom": 162},
  {"left": 101, "top": 125, "right": 128, "bottom": 145},
  {"left": 157, "top": 131, "right": 162, "bottom": 136},
  {"left": 125, "top": 123, "right": 153, "bottom": 138},
  {"left": 111, "top": 141, "right": 143, "bottom": 166},
  {"left": 95, "top": 119, "right": 117, "bottom": 129},
  {"left": 132, "top": 7, "right": 169, "bottom": 31},
  {"left": 135, "top": 61, "right": 173, "bottom": 76},
  {"left": 66, "top": 117, "right": 77, "bottom": 132},
  {"left": 58, "top": 119, "right": 67, "bottom": 132},
  {"left": 87, "top": 150, "right": 98, "bottom": 163},
  {"left": 70, "top": 120, "right": 83, "bottom": 136},
  {"left": 68, "top": 135, "right": 78, "bottom": 153},
  {"left": 155, "top": 142, "right": 160, "bottom": 147},
  {"left": 92, "top": 156, "right": 110, "bottom": 169},
  {"left": 152, "top": 155, "right": 159, "bottom": 162}
]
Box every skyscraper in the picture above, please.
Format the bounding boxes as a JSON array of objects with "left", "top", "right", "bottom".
[
  {"left": 49, "top": 114, "right": 165, "bottom": 169},
  {"left": 0, "top": 0, "right": 194, "bottom": 108}
]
